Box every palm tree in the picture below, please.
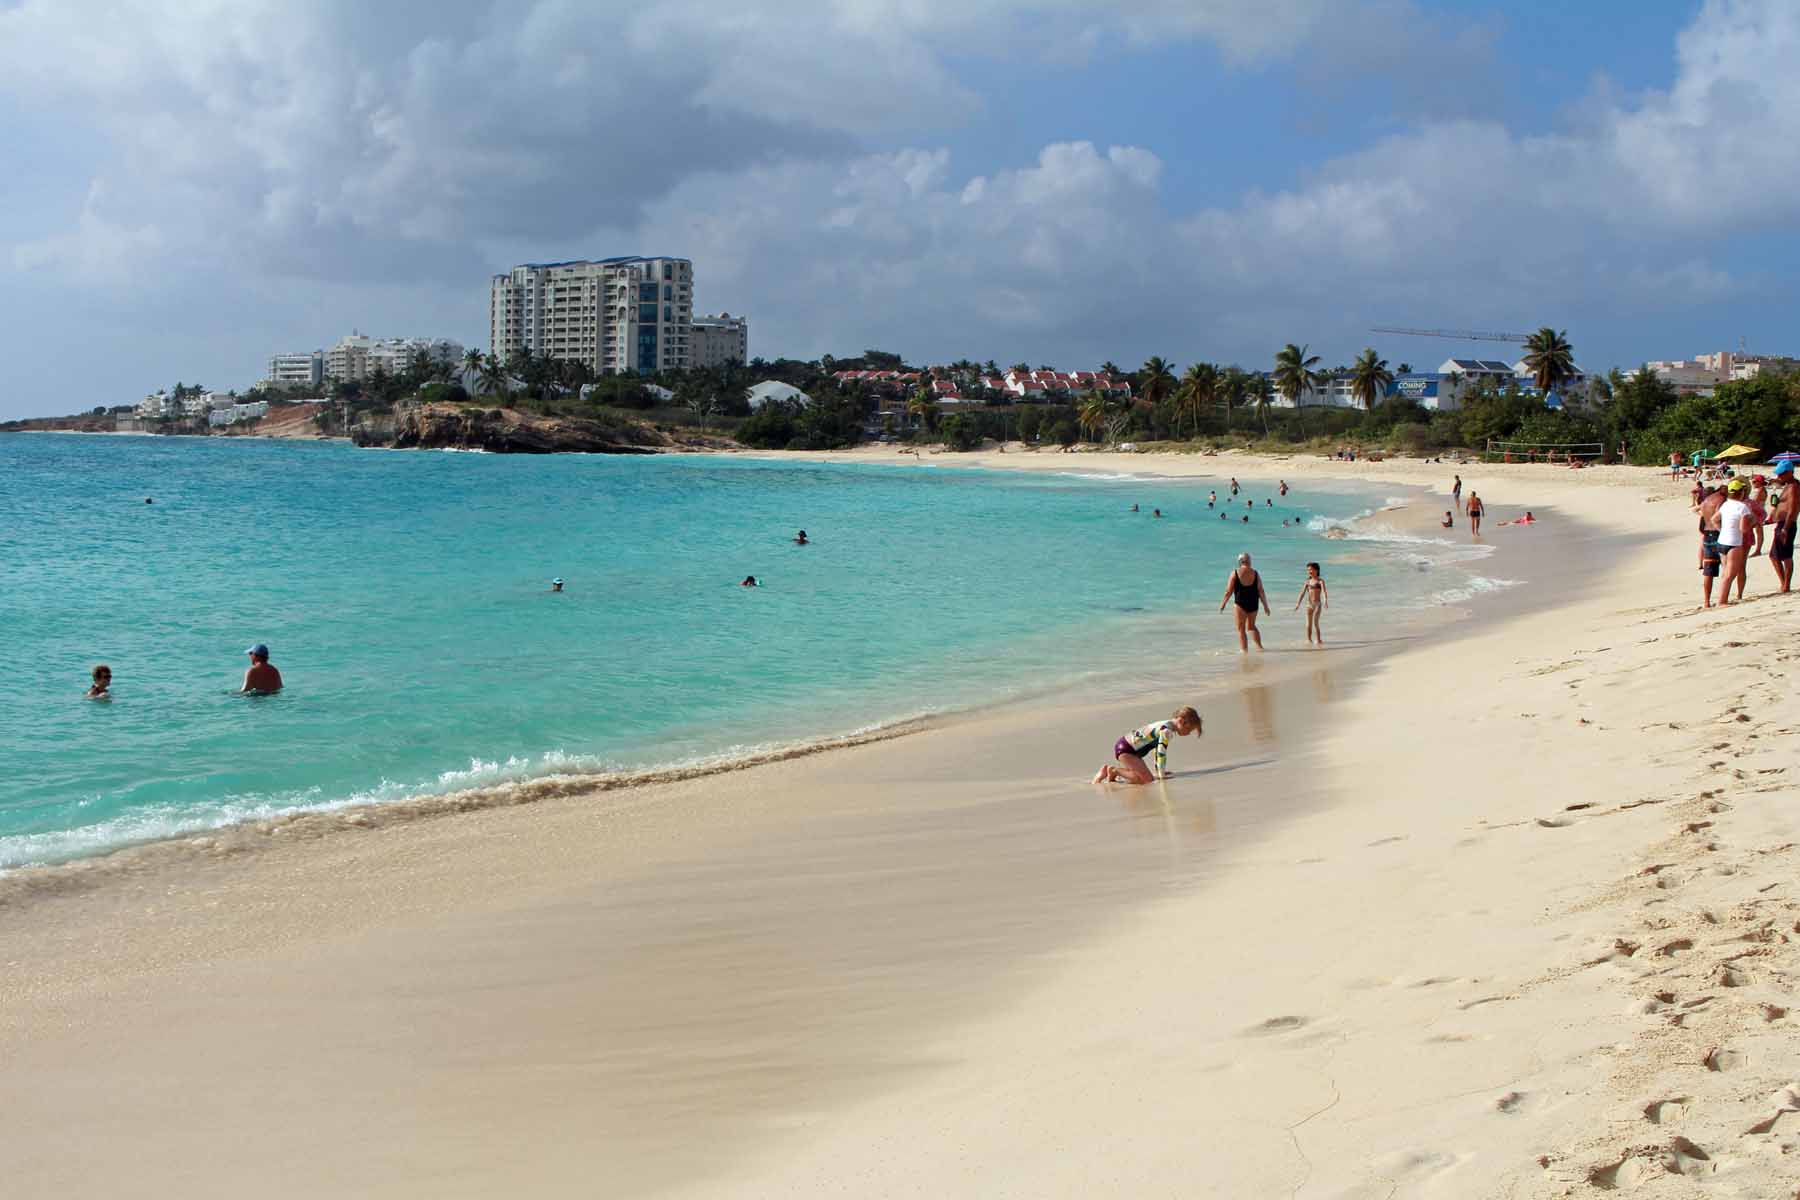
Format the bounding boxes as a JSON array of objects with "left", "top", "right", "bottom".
[
  {"left": 906, "top": 385, "right": 939, "bottom": 432},
  {"left": 1100, "top": 360, "right": 1122, "bottom": 378},
  {"left": 1138, "top": 356, "right": 1177, "bottom": 406},
  {"left": 1077, "top": 390, "right": 1110, "bottom": 443},
  {"left": 462, "top": 348, "right": 484, "bottom": 388},
  {"left": 1219, "top": 367, "right": 1249, "bottom": 429},
  {"left": 1348, "top": 348, "right": 1394, "bottom": 411},
  {"left": 1177, "top": 362, "right": 1218, "bottom": 440},
  {"left": 1272, "top": 343, "right": 1323, "bottom": 410},
  {"left": 479, "top": 352, "right": 509, "bottom": 399},
  {"left": 1522, "top": 327, "right": 1575, "bottom": 394},
  {"left": 1246, "top": 373, "right": 1275, "bottom": 435}
]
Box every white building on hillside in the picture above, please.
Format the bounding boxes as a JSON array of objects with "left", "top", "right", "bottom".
[
  {"left": 692, "top": 313, "right": 748, "bottom": 369},
  {"left": 267, "top": 351, "right": 323, "bottom": 387},
  {"left": 208, "top": 400, "right": 269, "bottom": 428},
  {"left": 136, "top": 391, "right": 172, "bottom": 419},
  {"left": 490, "top": 256, "right": 693, "bottom": 376}
]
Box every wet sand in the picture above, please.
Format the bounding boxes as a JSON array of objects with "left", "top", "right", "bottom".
[{"left": 7, "top": 455, "right": 1798, "bottom": 1197}]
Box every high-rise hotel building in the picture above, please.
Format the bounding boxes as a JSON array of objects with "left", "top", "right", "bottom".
[{"left": 489, "top": 256, "right": 693, "bottom": 375}]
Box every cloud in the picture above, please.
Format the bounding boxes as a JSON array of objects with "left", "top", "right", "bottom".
[
  {"left": 608, "top": 1, "right": 1800, "bottom": 372},
  {"left": 1, "top": 0, "right": 1798, "bottom": 418}
]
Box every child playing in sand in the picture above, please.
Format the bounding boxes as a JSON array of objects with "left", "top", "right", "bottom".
[
  {"left": 1295, "top": 562, "right": 1328, "bottom": 644},
  {"left": 1093, "top": 706, "right": 1201, "bottom": 784}
]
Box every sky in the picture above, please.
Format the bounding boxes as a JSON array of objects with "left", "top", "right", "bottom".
[{"left": 3, "top": 0, "right": 1798, "bottom": 417}]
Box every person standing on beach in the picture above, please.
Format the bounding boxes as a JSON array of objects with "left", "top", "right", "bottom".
[
  {"left": 1716, "top": 479, "right": 1755, "bottom": 605},
  {"left": 1452, "top": 474, "right": 1463, "bottom": 513},
  {"left": 1696, "top": 485, "right": 1726, "bottom": 606},
  {"left": 1465, "top": 491, "right": 1484, "bottom": 535},
  {"left": 1219, "top": 552, "right": 1270, "bottom": 651},
  {"left": 1770, "top": 460, "right": 1797, "bottom": 592},
  {"left": 1294, "top": 563, "right": 1328, "bottom": 645},
  {"left": 240, "top": 645, "right": 283, "bottom": 695},
  {"left": 1092, "top": 706, "right": 1201, "bottom": 784},
  {"left": 1747, "top": 476, "right": 1769, "bottom": 558}
]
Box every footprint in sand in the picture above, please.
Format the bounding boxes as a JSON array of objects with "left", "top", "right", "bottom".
[
  {"left": 1537, "top": 816, "right": 1574, "bottom": 829},
  {"left": 1495, "top": 1090, "right": 1529, "bottom": 1115},
  {"left": 1586, "top": 1152, "right": 1664, "bottom": 1190},
  {"left": 1643, "top": 1097, "right": 1689, "bottom": 1125},
  {"left": 1703, "top": 1046, "right": 1746, "bottom": 1072},
  {"left": 1241, "top": 1015, "right": 1309, "bottom": 1037},
  {"left": 1366, "top": 835, "right": 1407, "bottom": 846}
]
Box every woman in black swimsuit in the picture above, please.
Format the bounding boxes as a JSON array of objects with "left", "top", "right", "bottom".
[{"left": 1218, "top": 552, "right": 1271, "bottom": 651}]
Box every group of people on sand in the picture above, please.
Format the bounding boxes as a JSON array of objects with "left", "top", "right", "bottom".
[
  {"left": 1216, "top": 553, "right": 1329, "bottom": 650},
  {"left": 86, "top": 646, "right": 282, "bottom": 701},
  {"left": 1695, "top": 462, "right": 1797, "bottom": 607}
]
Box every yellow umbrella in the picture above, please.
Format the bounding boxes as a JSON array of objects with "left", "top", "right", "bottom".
[{"left": 1715, "top": 444, "right": 1761, "bottom": 460}]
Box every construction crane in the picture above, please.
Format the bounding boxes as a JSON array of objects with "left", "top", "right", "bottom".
[{"left": 1370, "top": 326, "right": 1532, "bottom": 344}]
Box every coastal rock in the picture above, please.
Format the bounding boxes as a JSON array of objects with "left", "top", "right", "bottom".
[{"left": 354, "top": 403, "right": 665, "bottom": 455}]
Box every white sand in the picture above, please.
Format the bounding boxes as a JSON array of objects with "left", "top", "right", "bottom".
[{"left": 5, "top": 451, "right": 1798, "bottom": 1198}]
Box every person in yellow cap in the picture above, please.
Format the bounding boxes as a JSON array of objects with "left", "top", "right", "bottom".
[{"left": 1716, "top": 478, "right": 1755, "bottom": 604}]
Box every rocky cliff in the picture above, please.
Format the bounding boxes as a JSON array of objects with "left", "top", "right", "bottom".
[{"left": 353, "top": 404, "right": 665, "bottom": 454}]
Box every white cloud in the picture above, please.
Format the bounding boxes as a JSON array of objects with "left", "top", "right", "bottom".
[{"left": 1, "top": 0, "right": 1798, "bottom": 415}]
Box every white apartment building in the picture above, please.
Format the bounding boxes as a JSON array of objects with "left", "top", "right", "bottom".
[
  {"left": 490, "top": 256, "right": 693, "bottom": 376},
  {"left": 208, "top": 400, "right": 269, "bottom": 428},
  {"left": 136, "top": 390, "right": 172, "bottom": 419},
  {"left": 691, "top": 312, "right": 748, "bottom": 369},
  {"left": 267, "top": 351, "right": 324, "bottom": 387},
  {"left": 323, "top": 333, "right": 464, "bottom": 383}
]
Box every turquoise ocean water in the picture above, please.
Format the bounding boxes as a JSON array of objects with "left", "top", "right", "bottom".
[{"left": 0, "top": 435, "right": 1502, "bottom": 869}]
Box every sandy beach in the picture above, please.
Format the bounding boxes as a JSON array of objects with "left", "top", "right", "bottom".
[{"left": 6, "top": 449, "right": 1798, "bottom": 1198}]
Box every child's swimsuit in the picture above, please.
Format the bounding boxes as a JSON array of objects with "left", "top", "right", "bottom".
[{"left": 1115, "top": 720, "right": 1175, "bottom": 774}]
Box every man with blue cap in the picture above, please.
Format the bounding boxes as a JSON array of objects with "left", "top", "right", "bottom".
[
  {"left": 1771, "top": 459, "right": 1797, "bottom": 592},
  {"left": 240, "top": 644, "right": 283, "bottom": 694}
]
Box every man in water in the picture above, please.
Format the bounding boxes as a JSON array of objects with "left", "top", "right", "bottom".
[
  {"left": 741, "top": 575, "right": 759, "bottom": 587},
  {"left": 1771, "top": 460, "right": 1797, "bottom": 592},
  {"left": 551, "top": 577, "right": 564, "bottom": 592},
  {"left": 794, "top": 530, "right": 809, "bottom": 545},
  {"left": 241, "top": 644, "right": 283, "bottom": 694}
]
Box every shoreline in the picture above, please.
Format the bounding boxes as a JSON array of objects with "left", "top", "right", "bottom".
[
  {"left": 9, "top": 450, "right": 1796, "bottom": 1196},
  {"left": 0, "top": 458, "right": 1477, "bottom": 886}
]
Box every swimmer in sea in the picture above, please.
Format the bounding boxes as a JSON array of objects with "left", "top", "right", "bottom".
[
  {"left": 1265, "top": 498, "right": 1273, "bottom": 507},
  {"left": 240, "top": 644, "right": 283, "bottom": 695},
  {"left": 741, "top": 575, "right": 759, "bottom": 587},
  {"left": 1241, "top": 514, "right": 1249, "bottom": 523},
  {"left": 551, "top": 577, "right": 564, "bottom": 592},
  {"left": 1130, "top": 504, "right": 1139, "bottom": 513},
  {"left": 86, "top": 664, "right": 112, "bottom": 699},
  {"left": 1230, "top": 478, "right": 1239, "bottom": 496},
  {"left": 1279, "top": 480, "right": 1288, "bottom": 497},
  {"left": 1092, "top": 705, "right": 1202, "bottom": 784},
  {"left": 794, "top": 530, "right": 809, "bottom": 545},
  {"left": 1294, "top": 562, "right": 1328, "bottom": 645},
  {"left": 1153, "top": 508, "right": 1163, "bottom": 518}
]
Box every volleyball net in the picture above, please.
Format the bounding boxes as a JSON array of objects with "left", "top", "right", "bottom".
[{"left": 1484, "top": 439, "right": 1606, "bottom": 464}]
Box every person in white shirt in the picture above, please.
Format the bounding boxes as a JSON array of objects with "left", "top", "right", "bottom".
[{"left": 1715, "top": 478, "right": 1755, "bottom": 605}]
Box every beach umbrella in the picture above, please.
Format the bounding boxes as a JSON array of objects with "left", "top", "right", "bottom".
[
  {"left": 1690, "top": 449, "right": 1713, "bottom": 466},
  {"left": 1770, "top": 451, "right": 1800, "bottom": 465},
  {"left": 1715, "top": 444, "right": 1761, "bottom": 461}
]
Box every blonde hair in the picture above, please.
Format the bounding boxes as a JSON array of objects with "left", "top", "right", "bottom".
[{"left": 1173, "top": 705, "right": 1201, "bottom": 732}]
